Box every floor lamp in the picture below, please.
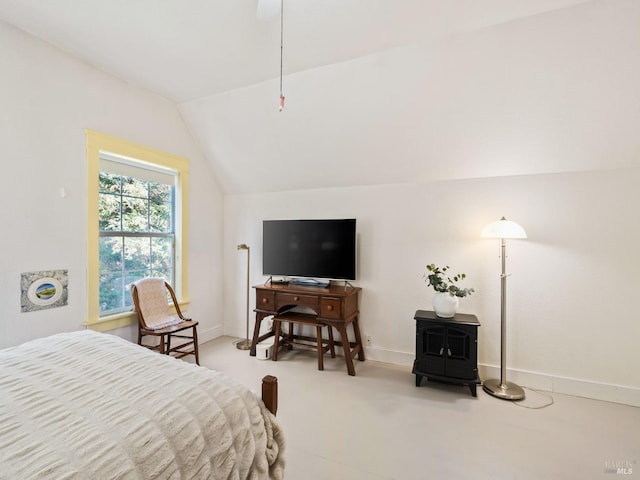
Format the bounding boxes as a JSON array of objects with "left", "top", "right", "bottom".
[
  {"left": 235, "top": 244, "right": 251, "bottom": 350},
  {"left": 481, "top": 217, "right": 527, "bottom": 401}
]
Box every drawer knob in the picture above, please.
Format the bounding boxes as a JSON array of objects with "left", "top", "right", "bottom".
[
  {"left": 327, "top": 305, "right": 334, "bottom": 311},
  {"left": 293, "top": 296, "right": 299, "bottom": 301},
  {"left": 262, "top": 298, "right": 269, "bottom": 304}
]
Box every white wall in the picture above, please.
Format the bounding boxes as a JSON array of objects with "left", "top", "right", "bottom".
[
  {"left": 0, "top": 20, "right": 224, "bottom": 348},
  {"left": 224, "top": 168, "right": 640, "bottom": 404}
]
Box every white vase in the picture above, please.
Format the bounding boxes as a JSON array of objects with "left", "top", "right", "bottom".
[{"left": 433, "top": 292, "right": 459, "bottom": 318}]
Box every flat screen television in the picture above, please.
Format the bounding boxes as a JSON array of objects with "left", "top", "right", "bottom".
[{"left": 262, "top": 219, "right": 356, "bottom": 281}]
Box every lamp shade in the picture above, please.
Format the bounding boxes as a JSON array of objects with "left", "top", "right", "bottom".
[{"left": 481, "top": 217, "right": 527, "bottom": 239}]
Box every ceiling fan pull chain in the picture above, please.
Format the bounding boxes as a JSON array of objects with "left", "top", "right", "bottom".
[{"left": 279, "top": 0, "right": 285, "bottom": 111}]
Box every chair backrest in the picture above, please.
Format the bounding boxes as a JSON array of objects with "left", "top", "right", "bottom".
[{"left": 132, "top": 278, "right": 182, "bottom": 330}]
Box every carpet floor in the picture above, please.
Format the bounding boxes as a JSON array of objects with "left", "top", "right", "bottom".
[{"left": 198, "top": 336, "right": 639, "bottom": 480}]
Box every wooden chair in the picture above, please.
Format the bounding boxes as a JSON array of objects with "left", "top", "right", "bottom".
[{"left": 131, "top": 277, "right": 199, "bottom": 365}]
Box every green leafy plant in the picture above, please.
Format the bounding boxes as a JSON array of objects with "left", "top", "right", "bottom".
[{"left": 425, "top": 264, "right": 474, "bottom": 298}]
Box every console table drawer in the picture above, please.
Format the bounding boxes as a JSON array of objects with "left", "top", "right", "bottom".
[
  {"left": 320, "top": 297, "right": 341, "bottom": 319},
  {"left": 276, "top": 293, "right": 319, "bottom": 310},
  {"left": 257, "top": 291, "right": 275, "bottom": 309}
]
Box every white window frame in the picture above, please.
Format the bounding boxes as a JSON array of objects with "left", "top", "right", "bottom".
[{"left": 86, "top": 130, "right": 189, "bottom": 332}]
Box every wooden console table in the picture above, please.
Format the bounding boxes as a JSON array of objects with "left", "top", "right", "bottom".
[{"left": 251, "top": 283, "right": 364, "bottom": 376}]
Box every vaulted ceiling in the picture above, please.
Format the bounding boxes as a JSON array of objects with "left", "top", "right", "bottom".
[
  {"left": 0, "top": 0, "right": 590, "bottom": 101},
  {"left": 5, "top": 0, "right": 634, "bottom": 194}
]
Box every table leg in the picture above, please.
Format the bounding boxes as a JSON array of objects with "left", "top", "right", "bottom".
[
  {"left": 337, "top": 325, "right": 356, "bottom": 376},
  {"left": 351, "top": 315, "right": 365, "bottom": 361},
  {"left": 250, "top": 312, "right": 271, "bottom": 356}
]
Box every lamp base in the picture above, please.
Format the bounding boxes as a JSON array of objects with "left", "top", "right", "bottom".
[
  {"left": 234, "top": 339, "right": 252, "bottom": 351},
  {"left": 483, "top": 379, "right": 525, "bottom": 401}
]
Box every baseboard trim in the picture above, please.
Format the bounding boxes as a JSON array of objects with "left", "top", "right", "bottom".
[
  {"left": 364, "top": 345, "right": 414, "bottom": 368},
  {"left": 364, "top": 347, "right": 640, "bottom": 407},
  {"left": 478, "top": 364, "right": 640, "bottom": 408},
  {"left": 199, "top": 325, "right": 224, "bottom": 344}
]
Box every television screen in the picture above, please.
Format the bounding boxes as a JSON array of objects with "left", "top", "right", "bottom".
[{"left": 262, "top": 219, "right": 356, "bottom": 280}]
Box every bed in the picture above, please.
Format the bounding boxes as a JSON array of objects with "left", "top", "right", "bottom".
[{"left": 0, "top": 330, "right": 285, "bottom": 480}]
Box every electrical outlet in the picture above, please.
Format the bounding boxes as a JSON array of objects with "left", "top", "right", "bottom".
[{"left": 365, "top": 335, "right": 372, "bottom": 347}]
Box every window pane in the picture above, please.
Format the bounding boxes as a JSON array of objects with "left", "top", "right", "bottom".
[
  {"left": 99, "top": 172, "right": 121, "bottom": 194},
  {"left": 149, "top": 182, "right": 172, "bottom": 202},
  {"left": 99, "top": 273, "right": 124, "bottom": 313},
  {"left": 124, "top": 237, "right": 151, "bottom": 272},
  {"left": 150, "top": 201, "right": 172, "bottom": 232},
  {"left": 99, "top": 194, "right": 121, "bottom": 231},
  {"left": 122, "top": 176, "right": 148, "bottom": 198},
  {"left": 126, "top": 271, "right": 148, "bottom": 286},
  {"left": 125, "top": 271, "right": 149, "bottom": 308},
  {"left": 151, "top": 237, "right": 173, "bottom": 271},
  {"left": 122, "top": 197, "right": 148, "bottom": 232},
  {"left": 99, "top": 237, "right": 123, "bottom": 273},
  {"left": 151, "top": 269, "right": 173, "bottom": 283}
]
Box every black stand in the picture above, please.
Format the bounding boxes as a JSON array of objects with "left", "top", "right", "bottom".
[{"left": 412, "top": 310, "right": 481, "bottom": 397}]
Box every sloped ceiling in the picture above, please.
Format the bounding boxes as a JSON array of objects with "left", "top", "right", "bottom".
[
  {"left": 4, "top": 0, "right": 636, "bottom": 194},
  {"left": 0, "top": 0, "right": 590, "bottom": 101}
]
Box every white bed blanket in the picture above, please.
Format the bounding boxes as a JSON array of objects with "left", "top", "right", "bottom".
[{"left": 0, "top": 330, "right": 285, "bottom": 480}]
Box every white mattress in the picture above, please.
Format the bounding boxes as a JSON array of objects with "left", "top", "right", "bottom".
[{"left": 0, "top": 330, "right": 285, "bottom": 479}]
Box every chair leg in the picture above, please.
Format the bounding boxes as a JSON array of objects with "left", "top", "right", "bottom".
[
  {"left": 165, "top": 334, "right": 171, "bottom": 355},
  {"left": 287, "top": 322, "right": 294, "bottom": 350},
  {"left": 158, "top": 335, "right": 165, "bottom": 354},
  {"left": 327, "top": 325, "right": 336, "bottom": 358},
  {"left": 316, "top": 325, "right": 324, "bottom": 370},
  {"left": 272, "top": 320, "right": 282, "bottom": 361}
]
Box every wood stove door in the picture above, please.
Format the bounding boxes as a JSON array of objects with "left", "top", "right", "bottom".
[
  {"left": 416, "top": 323, "right": 446, "bottom": 375},
  {"left": 444, "top": 324, "right": 476, "bottom": 380}
]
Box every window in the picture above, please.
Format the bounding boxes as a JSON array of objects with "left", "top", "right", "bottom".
[
  {"left": 86, "top": 130, "right": 189, "bottom": 331},
  {"left": 98, "top": 155, "right": 176, "bottom": 315}
]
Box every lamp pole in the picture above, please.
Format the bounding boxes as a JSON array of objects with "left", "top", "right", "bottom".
[
  {"left": 499, "top": 236, "right": 508, "bottom": 389},
  {"left": 481, "top": 217, "right": 526, "bottom": 401},
  {"left": 236, "top": 244, "right": 251, "bottom": 350}
]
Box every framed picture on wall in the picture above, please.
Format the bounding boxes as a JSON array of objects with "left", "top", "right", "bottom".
[{"left": 21, "top": 269, "right": 68, "bottom": 312}]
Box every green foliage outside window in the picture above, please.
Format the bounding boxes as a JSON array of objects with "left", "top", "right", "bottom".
[{"left": 98, "top": 172, "right": 174, "bottom": 315}]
